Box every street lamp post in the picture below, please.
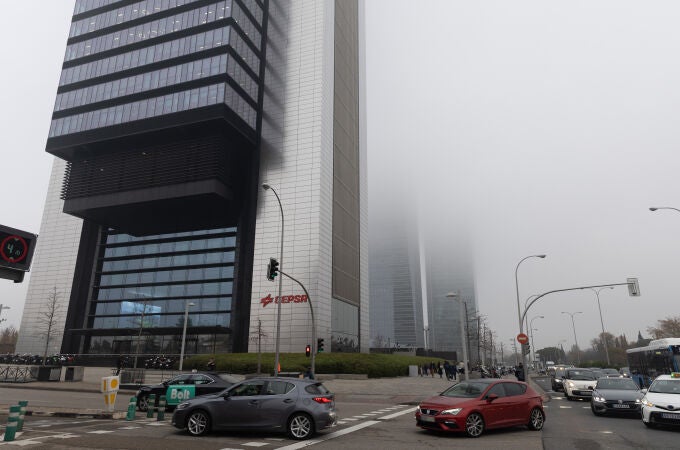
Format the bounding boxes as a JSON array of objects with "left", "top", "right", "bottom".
[
  {"left": 178, "top": 301, "right": 196, "bottom": 371},
  {"left": 446, "top": 292, "right": 469, "bottom": 381},
  {"left": 263, "top": 184, "right": 285, "bottom": 377},
  {"left": 515, "top": 255, "right": 546, "bottom": 372},
  {"left": 562, "top": 311, "right": 583, "bottom": 365},
  {"left": 590, "top": 287, "right": 614, "bottom": 366},
  {"left": 529, "top": 315, "right": 544, "bottom": 370}
]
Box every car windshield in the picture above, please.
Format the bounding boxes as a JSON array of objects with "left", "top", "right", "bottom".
[
  {"left": 596, "top": 378, "right": 638, "bottom": 390},
  {"left": 441, "top": 382, "right": 487, "bottom": 398},
  {"left": 649, "top": 380, "right": 680, "bottom": 394},
  {"left": 567, "top": 370, "right": 596, "bottom": 381},
  {"left": 603, "top": 369, "right": 619, "bottom": 375}
]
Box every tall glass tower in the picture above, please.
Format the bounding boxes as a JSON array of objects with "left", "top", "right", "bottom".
[{"left": 16, "top": 0, "right": 368, "bottom": 360}]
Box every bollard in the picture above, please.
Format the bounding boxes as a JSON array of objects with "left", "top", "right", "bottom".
[
  {"left": 146, "top": 394, "right": 156, "bottom": 419},
  {"left": 17, "top": 401, "right": 28, "bottom": 431},
  {"left": 156, "top": 395, "right": 166, "bottom": 421},
  {"left": 3, "top": 405, "right": 20, "bottom": 442},
  {"left": 126, "top": 397, "right": 137, "bottom": 421}
]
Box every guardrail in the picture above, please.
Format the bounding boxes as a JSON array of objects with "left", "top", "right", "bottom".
[{"left": 0, "top": 365, "right": 36, "bottom": 383}]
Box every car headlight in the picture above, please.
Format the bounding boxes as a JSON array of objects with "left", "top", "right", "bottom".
[
  {"left": 554, "top": 378, "right": 562, "bottom": 383},
  {"left": 176, "top": 402, "right": 190, "bottom": 410},
  {"left": 440, "top": 408, "right": 463, "bottom": 415},
  {"left": 567, "top": 381, "right": 575, "bottom": 388},
  {"left": 635, "top": 398, "right": 641, "bottom": 403},
  {"left": 641, "top": 398, "right": 654, "bottom": 408},
  {"left": 592, "top": 396, "right": 606, "bottom": 402}
]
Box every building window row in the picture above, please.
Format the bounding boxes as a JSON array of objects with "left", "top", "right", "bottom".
[
  {"left": 60, "top": 27, "right": 259, "bottom": 88},
  {"left": 102, "top": 250, "right": 234, "bottom": 272},
  {"left": 70, "top": 0, "right": 202, "bottom": 38},
  {"left": 104, "top": 235, "right": 235, "bottom": 256},
  {"left": 92, "top": 312, "right": 230, "bottom": 329},
  {"left": 108, "top": 226, "right": 235, "bottom": 243},
  {"left": 49, "top": 82, "right": 257, "bottom": 138},
  {"left": 94, "top": 297, "right": 232, "bottom": 315},
  {"left": 56, "top": 54, "right": 230, "bottom": 112},
  {"left": 97, "top": 281, "right": 233, "bottom": 300},
  {"left": 238, "top": 0, "right": 262, "bottom": 24},
  {"left": 65, "top": 1, "right": 258, "bottom": 63},
  {"left": 87, "top": 333, "right": 231, "bottom": 355},
  {"left": 99, "top": 265, "right": 234, "bottom": 286},
  {"left": 74, "top": 0, "right": 119, "bottom": 16}
]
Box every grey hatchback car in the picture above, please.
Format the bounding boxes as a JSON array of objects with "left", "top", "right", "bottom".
[{"left": 172, "top": 377, "right": 337, "bottom": 440}]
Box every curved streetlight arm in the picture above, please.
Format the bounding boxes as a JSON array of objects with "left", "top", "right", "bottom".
[
  {"left": 650, "top": 207, "right": 680, "bottom": 213},
  {"left": 521, "top": 282, "right": 631, "bottom": 328},
  {"left": 279, "top": 269, "right": 317, "bottom": 378},
  {"left": 263, "top": 184, "right": 284, "bottom": 377}
]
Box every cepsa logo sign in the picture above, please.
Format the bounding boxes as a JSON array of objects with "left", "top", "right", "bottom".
[{"left": 261, "top": 294, "right": 308, "bottom": 307}]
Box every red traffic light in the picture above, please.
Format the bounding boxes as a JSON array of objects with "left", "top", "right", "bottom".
[{"left": 305, "top": 345, "right": 311, "bottom": 357}]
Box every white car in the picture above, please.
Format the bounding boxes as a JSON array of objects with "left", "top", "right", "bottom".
[
  {"left": 641, "top": 373, "right": 680, "bottom": 428},
  {"left": 562, "top": 368, "right": 597, "bottom": 401}
]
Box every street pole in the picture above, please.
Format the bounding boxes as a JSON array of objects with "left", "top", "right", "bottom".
[
  {"left": 515, "top": 255, "right": 546, "bottom": 374},
  {"left": 263, "top": 184, "right": 284, "bottom": 377},
  {"left": 446, "top": 292, "right": 469, "bottom": 380},
  {"left": 591, "top": 287, "right": 614, "bottom": 366},
  {"left": 529, "top": 315, "right": 544, "bottom": 371},
  {"left": 562, "top": 311, "right": 582, "bottom": 365},
  {"left": 279, "top": 270, "right": 316, "bottom": 378},
  {"left": 178, "top": 301, "right": 195, "bottom": 371}
]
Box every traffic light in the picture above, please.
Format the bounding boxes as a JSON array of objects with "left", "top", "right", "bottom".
[
  {"left": 317, "top": 338, "right": 325, "bottom": 353},
  {"left": 266, "top": 258, "right": 279, "bottom": 281},
  {"left": 305, "top": 344, "right": 311, "bottom": 357},
  {"left": 522, "top": 343, "right": 530, "bottom": 355}
]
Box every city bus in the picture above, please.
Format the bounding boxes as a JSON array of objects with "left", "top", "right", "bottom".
[{"left": 626, "top": 338, "right": 680, "bottom": 387}]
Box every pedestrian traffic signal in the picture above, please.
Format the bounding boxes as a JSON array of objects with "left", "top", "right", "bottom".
[
  {"left": 305, "top": 344, "right": 311, "bottom": 357},
  {"left": 266, "top": 258, "right": 279, "bottom": 281},
  {"left": 317, "top": 338, "right": 324, "bottom": 353}
]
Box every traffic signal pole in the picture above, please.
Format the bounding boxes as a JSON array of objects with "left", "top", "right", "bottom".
[{"left": 279, "top": 270, "right": 316, "bottom": 378}]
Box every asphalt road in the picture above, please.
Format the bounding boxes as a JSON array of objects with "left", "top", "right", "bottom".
[{"left": 534, "top": 375, "right": 680, "bottom": 449}]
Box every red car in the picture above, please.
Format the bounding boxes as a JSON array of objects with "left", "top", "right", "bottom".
[{"left": 416, "top": 378, "right": 545, "bottom": 437}]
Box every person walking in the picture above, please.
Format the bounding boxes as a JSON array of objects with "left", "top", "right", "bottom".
[
  {"left": 516, "top": 362, "right": 525, "bottom": 382},
  {"left": 206, "top": 357, "right": 216, "bottom": 371}
]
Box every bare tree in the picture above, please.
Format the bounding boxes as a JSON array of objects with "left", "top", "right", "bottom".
[
  {"left": 647, "top": 316, "right": 680, "bottom": 339},
  {"left": 36, "top": 287, "right": 63, "bottom": 365},
  {"left": 0, "top": 326, "right": 18, "bottom": 353}
]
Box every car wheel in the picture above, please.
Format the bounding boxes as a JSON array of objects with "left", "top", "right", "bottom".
[
  {"left": 186, "top": 410, "right": 211, "bottom": 436},
  {"left": 643, "top": 420, "right": 656, "bottom": 428},
  {"left": 465, "top": 413, "right": 485, "bottom": 438},
  {"left": 528, "top": 407, "right": 545, "bottom": 430},
  {"left": 566, "top": 394, "right": 573, "bottom": 401},
  {"left": 137, "top": 395, "right": 149, "bottom": 412},
  {"left": 287, "top": 412, "right": 314, "bottom": 440},
  {"left": 591, "top": 404, "right": 604, "bottom": 416}
]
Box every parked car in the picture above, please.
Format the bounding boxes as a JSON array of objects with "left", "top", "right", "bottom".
[
  {"left": 601, "top": 368, "right": 623, "bottom": 378},
  {"left": 172, "top": 377, "right": 336, "bottom": 440},
  {"left": 136, "top": 372, "right": 239, "bottom": 411},
  {"left": 619, "top": 367, "right": 631, "bottom": 377},
  {"left": 641, "top": 373, "right": 680, "bottom": 428},
  {"left": 563, "top": 368, "right": 597, "bottom": 401},
  {"left": 591, "top": 377, "right": 643, "bottom": 416},
  {"left": 415, "top": 378, "right": 545, "bottom": 437}
]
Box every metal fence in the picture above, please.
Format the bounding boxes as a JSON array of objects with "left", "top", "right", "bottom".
[{"left": 0, "top": 365, "right": 35, "bottom": 383}]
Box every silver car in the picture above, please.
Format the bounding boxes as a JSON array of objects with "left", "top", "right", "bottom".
[{"left": 171, "top": 377, "right": 336, "bottom": 440}]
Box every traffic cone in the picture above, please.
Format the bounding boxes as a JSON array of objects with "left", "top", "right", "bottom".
[
  {"left": 3, "top": 406, "right": 20, "bottom": 442},
  {"left": 17, "top": 401, "right": 28, "bottom": 431},
  {"left": 146, "top": 394, "right": 156, "bottom": 419},
  {"left": 126, "top": 397, "right": 137, "bottom": 421},
  {"left": 157, "top": 395, "right": 166, "bottom": 421}
]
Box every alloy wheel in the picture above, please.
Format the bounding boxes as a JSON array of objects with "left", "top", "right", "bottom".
[
  {"left": 465, "top": 413, "right": 484, "bottom": 437},
  {"left": 288, "top": 413, "right": 313, "bottom": 440},
  {"left": 187, "top": 410, "right": 210, "bottom": 436}
]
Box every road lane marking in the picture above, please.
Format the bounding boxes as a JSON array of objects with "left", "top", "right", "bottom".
[
  {"left": 559, "top": 406, "right": 572, "bottom": 409},
  {"left": 379, "top": 407, "right": 417, "bottom": 421},
  {"left": 276, "top": 420, "right": 380, "bottom": 450},
  {"left": 243, "top": 443, "right": 269, "bottom": 447},
  {"left": 87, "top": 430, "right": 114, "bottom": 434},
  {"left": 342, "top": 418, "right": 358, "bottom": 421}
]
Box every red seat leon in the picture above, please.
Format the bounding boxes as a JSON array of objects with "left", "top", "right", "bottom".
[{"left": 416, "top": 378, "right": 545, "bottom": 437}]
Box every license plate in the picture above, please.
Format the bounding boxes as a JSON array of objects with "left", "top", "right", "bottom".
[
  {"left": 612, "top": 404, "right": 630, "bottom": 408},
  {"left": 662, "top": 413, "right": 680, "bottom": 419},
  {"left": 420, "top": 415, "right": 435, "bottom": 422}
]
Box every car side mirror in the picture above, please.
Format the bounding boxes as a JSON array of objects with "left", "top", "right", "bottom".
[{"left": 486, "top": 393, "right": 498, "bottom": 402}]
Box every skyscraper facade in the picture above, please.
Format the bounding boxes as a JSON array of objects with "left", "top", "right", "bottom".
[{"left": 16, "top": 0, "right": 368, "bottom": 358}]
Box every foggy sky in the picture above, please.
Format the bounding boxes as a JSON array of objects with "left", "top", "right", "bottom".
[{"left": 2, "top": 1, "right": 680, "bottom": 357}]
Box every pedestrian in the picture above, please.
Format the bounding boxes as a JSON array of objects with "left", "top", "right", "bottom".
[
  {"left": 430, "top": 362, "right": 435, "bottom": 378},
  {"left": 115, "top": 355, "right": 123, "bottom": 375},
  {"left": 304, "top": 367, "right": 314, "bottom": 379},
  {"left": 516, "top": 362, "right": 525, "bottom": 382},
  {"left": 438, "top": 362, "right": 443, "bottom": 378},
  {"left": 418, "top": 365, "right": 422, "bottom": 376},
  {"left": 206, "top": 357, "right": 216, "bottom": 371}
]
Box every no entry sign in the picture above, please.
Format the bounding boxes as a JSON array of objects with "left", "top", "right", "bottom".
[{"left": 517, "top": 333, "right": 529, "bottom": 344}]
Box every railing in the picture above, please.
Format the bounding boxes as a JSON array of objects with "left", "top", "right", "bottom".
[{"left": 0, "top": 365, "right": 36, "bottom": 383}]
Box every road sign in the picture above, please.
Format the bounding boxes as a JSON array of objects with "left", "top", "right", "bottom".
[{"left": 517, "top": 333, "right": 529, "bottom": 344}]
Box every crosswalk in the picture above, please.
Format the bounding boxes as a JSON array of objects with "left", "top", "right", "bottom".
[{"left": 0, "top": 405, "right": 414, "bottom": 448}]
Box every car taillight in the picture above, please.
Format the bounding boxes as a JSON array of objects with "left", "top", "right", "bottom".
[{"left": 313, "top": 397, "right": 333, "bottom": 404}]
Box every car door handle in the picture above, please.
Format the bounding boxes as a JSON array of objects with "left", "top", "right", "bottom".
[
  {"left": 249, "top": 400, "right": 259, "bottom": 406},
  {"left": 284, "top": 399, "right": 294, "bottom": 403}
]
